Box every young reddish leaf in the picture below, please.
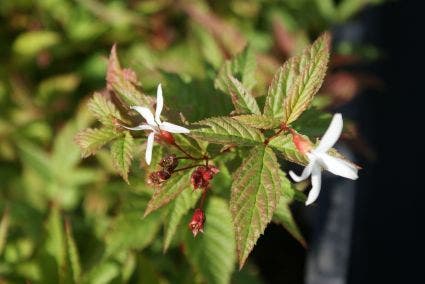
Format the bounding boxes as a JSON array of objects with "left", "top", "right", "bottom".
[
  {"left": 144, "top": 171, "right": 192, "bottom": 217},
  {"left": 110, "top": 131, "right": 134, "bottom": 183},
  {"left": 88, "top": 92, "right": 122, "bottom": 127},
  {"left": 230, "top": 146, "right": 282, "bottom": 269},
  {"left": 107, "top": 45, "right": 153, "bottom": 107}
]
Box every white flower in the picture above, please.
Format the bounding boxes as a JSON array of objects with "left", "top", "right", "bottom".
[
  {"left": 123, "top": 84, "right": 190, "bottom": 165},
  {"left": 289, "top": 113, "right": 359, "bottom": 206}
]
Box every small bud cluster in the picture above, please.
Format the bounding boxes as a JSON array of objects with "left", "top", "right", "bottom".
[
  {"left": 147, "top": 154, "right": 179, "bottom": 185},
  {"left": 190, "top": 166, "right": 219, "bottom": 190},
  {"left": 188, "top": 165, "right": 220, "bottom": 237},
  {"left": 188, "top": 208, "right": 205, "bottom": 237}
]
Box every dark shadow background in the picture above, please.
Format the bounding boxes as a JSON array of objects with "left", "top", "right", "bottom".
[{"left": 253, "top": 1, "right": 425, "bottom": 283}]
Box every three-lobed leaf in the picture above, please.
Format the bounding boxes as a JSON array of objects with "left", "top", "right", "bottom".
[
  {"left": 190, "top": 117, "right": 265, "bottom": 146},
  {"left": 230, "top": 146, "right": 282, "bottom": 268}
]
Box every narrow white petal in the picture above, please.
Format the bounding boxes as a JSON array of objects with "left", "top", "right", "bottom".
[
  {"left": 145, "top": 132, "right": 155, "bottom": 165},
  {"left": 122, "top": 124, "right": 154, "bottom": 131},
  {"left": 316, "top": 152, "right": 358, "bottom": 180},
  {"left": 155, "top": 84, "right": 163, "bottom": 124},
  {"left": 306, "top": 165, "right": 322, "bottom": 206},
  {"left": 289, "top": 161, "right": 315, "bottom": 182},
  {"left": 315, "top": 113, "right": 343, "bottom": 153},
  {"left": 130, "top": 106, "right": 155, "bottom": 126},
  {"left": 160, "top": 121, "right": 190, "bottom": 134}
]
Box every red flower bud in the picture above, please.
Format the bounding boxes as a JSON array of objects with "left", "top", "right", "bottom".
[
  {"left": 157, "top": 130, "right": 175, "bottom": 145},
  {"left": 189, "top": 208, "right": 205, "bottom": 237},
  {"left": 291, "top": 131, "right": 312, "bottom": 154}
]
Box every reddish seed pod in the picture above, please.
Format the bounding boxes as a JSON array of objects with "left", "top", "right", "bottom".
[
  {"left": 157, "top": 170, "right": 171, "bottom": 181},
  {"left": 188, "top": 208, "right": 205, "bottom": 237},
  {"left": 159, "top": 154, "right": 178, "bottom": 172}
]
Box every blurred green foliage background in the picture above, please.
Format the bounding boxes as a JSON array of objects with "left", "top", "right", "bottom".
[{"left": 0, "top": 0, "right": 381, "bottom": 283}]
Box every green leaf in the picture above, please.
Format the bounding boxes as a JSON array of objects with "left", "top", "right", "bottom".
[
  {"left": 88, "top": 92, "right": 122, "bottom": 127},
  {"left": 263, "top": 54, "right": 301, "bottom": 120},
  {"left": 64, "top": 221, "right": 82, "bottom": 284},
  {"left": 282, "top": 33, "right": 331, "bottom": 124},
  {"left": 105, "top": 209, "right": 161, "bottom": 258},
  {"left": 13, "top": 31, "right": 60, "bottom": 57},
  {"left": 190, "top": 117, "right": 265, "bottom": 146},
  {"left": 185, "top": 197, "right": 236, "bottom": 284},
  {"left": 230, "top": 146, "right": 282, "bottom": 268},
  {"left": 144, "top": 171, "right": 192, "bottom": 217},
  {"left": 292, "top": 108, "right": 333, "bottom": 137},
  {"left": 0, "top": 207, "right": 10, "bottom": 255},
  {"left": 110, "top": 131, "right": 134, "bottom": 183},
  {"left": 233, "top": 115, "right": 281, "bottom": 129},
  {"left": 274, "top": 195, "right": 306, "bottom": 248},
  {"left": 163, "top": 189, "right": 202, "bottom": 252},
  {"left": 215, "top": 45, "right": 257, "bottom": 92},
  {"left": 75, "top": 128, "right": 120, "bottom": 158},
  {"left": 223, "top": 75, "right": 260, "bottom": 115},
  {"left": 268, "top": 134, "right": 309, "bottom": 166},
  {"left": 107, "top": 45, "right": 153, "bottom": 107},
  {"left": 18, "top": 141, "right": 53, "bottom": 182}
]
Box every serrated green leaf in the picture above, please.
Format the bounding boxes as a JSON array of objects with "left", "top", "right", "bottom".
[
  {"left": 230, "top": 146, "right": 282, "bottom": 268},
  {"left": 224, "top": 75, "right": 260, "bottom": 115},
  {"left": 110, "top": 131, "right": 134, "bottom": 183},
  {"left": 75, "top": 128, "right": 120, "bottom": 158},
  {"left": 144, "top": 171, "right": 192, "bottom": 217},
  {"left": 107, "top": 45, "right": 153, "bottom": 107},
  {"left": 263, "top": 54, "right": 301, "bottom": 120},
  {"left": 215, "top": 45, "right": 257, "bottom": 92},
  {"left": 190, "top": 117, "right": 265, "bottom": 146},
  {"left": 88, "top": 92, "right": 122, "bottom": 127},
  {"left": 65, "top": 221, "right": 82, "bottom": 284},
  {"left": 163, "top": 189, "right": 202, "bottom": 252},
  {"left": 274, "top": 195, "right": 306, "bottom": 248},
  {"left": 185, "top": 197, "right": 236, "bottom": 284},
  {"left": 282, "top": 33, "right": 331, "bottom": 124},
  {"left": 233, "top": 115, "right": 281, "bottom": 129},
  {"left": 18, "top": 141, "right": 53, "bottom": 182},
  {"left": 268, "top": 134, "right": 309, "bottom": 166}
]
